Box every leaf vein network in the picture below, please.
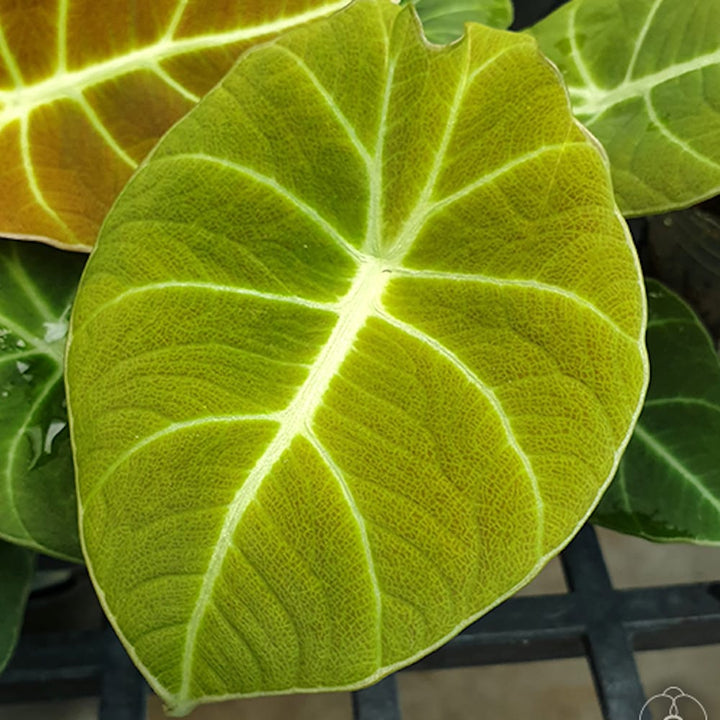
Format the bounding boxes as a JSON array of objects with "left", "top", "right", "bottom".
[
  {"left": 374, "top": 306, "right": 546, "bottom": 552},
  {"left": 634, "top": 423, "right": 720, "bottom": 515}
]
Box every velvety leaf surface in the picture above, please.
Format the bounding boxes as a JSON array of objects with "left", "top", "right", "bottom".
[
  {"left": 0, "top": 540, "right": 33, "bottom": 673},
  {"left": 402, "top": 0, "right": 513, "bottom": 43},
  {"left": 595, "top": 280, "right": 720, "bottom": 543},
  {"left": 0, "top": 239, "right": 85, "bottom": 561},
  {"left": 0, "top": 0, "right": 349, "bottom": 251},
  {"left": 66, "top": 0, "right": 648, "bottom": 711},
  {"left": 530, "top": 0, "right": 720, "bottom": 216}
]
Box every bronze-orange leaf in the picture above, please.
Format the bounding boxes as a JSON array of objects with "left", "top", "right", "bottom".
[{"left": 0, "top": 0, "right": 349, "bottom": 250}]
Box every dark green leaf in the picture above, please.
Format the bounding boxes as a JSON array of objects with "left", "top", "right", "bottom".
[
  {"left": 595, "top": 279, "right": 720, "bottom": 543},
  {"left": 0, "top": 540, "right": 34, "bottom": 673},
  {"left": 0, "top": 239, "right": 85, "bottom": 560}
]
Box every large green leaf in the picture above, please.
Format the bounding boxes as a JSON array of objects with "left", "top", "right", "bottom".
[
  {"left": 0, "top": 540, "right": 34, "bottom": 673},
  {"left": 0, "top": 239, "right": 85, "bottom": 561},
  {"left": 595, "top": 280, "right": 720, "bottom": 543},
  {"left": 530, "top": 0, "right": 720, "bottom": 216},
  {"left": 402, "top": 0, "right": 513, "bottom": 43},
  {"left": 0, "top": 0, "right": 349, "bottom": 251},
  {"left": 66, "top": 0, "right": 648, "bottom": 711}
]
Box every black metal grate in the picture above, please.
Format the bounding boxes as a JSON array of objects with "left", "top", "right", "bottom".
[{"left": 3, "top": 524, "right": 720, "bottom": 720}]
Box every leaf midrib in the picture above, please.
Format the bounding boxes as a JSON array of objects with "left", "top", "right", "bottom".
[
  {"left": 0, "top": 0, "right": 349, "bottom": 125},
  {"left": 568, "top": 47, "right": 720, "bottom": 118},
  {"left": 177, "top": 259, "right": 391, "bottom": 702}
]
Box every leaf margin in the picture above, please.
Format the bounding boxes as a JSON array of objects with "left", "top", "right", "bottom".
[{"left": 65, "top": 0, "right": 651, "bottom": 712}]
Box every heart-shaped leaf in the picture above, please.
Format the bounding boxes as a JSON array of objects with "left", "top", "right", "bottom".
[
  {"left": 0, "top": 239, "right": 85, "bottom": 561},
  {"left": 530, "top": 0, "right": 720, "bottom": 216},
  {"left": 402, "top": 0, "right": 513, "bottom": 43},
  {"left": 595, "top": 280, "right": 720, "bottom": 543},
  {"left": 0, "top": 540, "right": 34, "bottom": 673},
  {"left": 0, "top": 0, "right": 349, "bottom": 251},
  {"left": 66, "top": 0, "right": 648, "bottom": 711}
]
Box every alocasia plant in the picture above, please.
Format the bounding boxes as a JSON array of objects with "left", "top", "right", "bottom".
[
  {"left": 65, "top": 0, "right": 646, "bottom": 711},
  {"left": 0, "top": 0, "right": 719, "bottom": 713}
]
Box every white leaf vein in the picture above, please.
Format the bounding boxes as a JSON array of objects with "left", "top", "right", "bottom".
[
  {"left": 634, "top": 422, "right": 720, "bottom": 516},
  {"left": 82, "top": 414, "right": 280, "bottom": 509},
  {"left": 175, "top": 262, "right": 390, "bottom": 702},
  {"left": 392, "top": 142, "right": 584, "bottom": 254},
  {"left": 164, "top": 0, "right": 190, "bottom": 41},
  {"left": 0, "top": 0, "right": 350, "bottom": 114},
  {"left": 390, "top": 42, "right": 531, "bottom": 260},
  {"left": 570, "top": 48, "right": 720, "bottom": 118},
  {"left": 3, "top": 244, "right": 56, "bottom": 320},
  {"left": 168, "top": 153, "right": 362, "bottom": 262},
  {"left": 0, "top": 350, "right": 41, "bottom": 367},
  {"left": 275, "top": 45, "right": 372, "bottom": 168},
  {"left": 304, "top": 425, "right": 382, "bottom": 663},
  {"left": 364, "top": 51, "right": 396, "bottom": 256},
  {"left": 151, "top": 65, "right": 200, "bottom": 103},
  {"left": 0, "top": 309, "right": 62, "bottom": 363},
  {"left": 75, "top": 93, "right": 138, "bottom": 168},
  {"left": 643, "top": 397, "right": 720, "bottom": 413},
  {"left": 56, "top": 0, "right": 69, "bottom": 73},
  {"left": 393, "top": 268, "right": 637, "bottom": 344},
  {"left": 645, "top": 92, "right": 720, "bottom": 170},
  {"left": 374, "top": 307, "right": 545, "bottom": 552},
  {"left": 86, "top": 281, "right": 339, "bottom": 324},
  {"left": 567, "top": 2, "right": 600, "bottom": 92},
  {"left": 0, "top": 22, "right": 23, "bottom": 89},
  {"left": 19, "top": 116, "right": 77, "bottom": 243},
  {"left": 623, "top": 0, "right": 664, "bottom": 83}
]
